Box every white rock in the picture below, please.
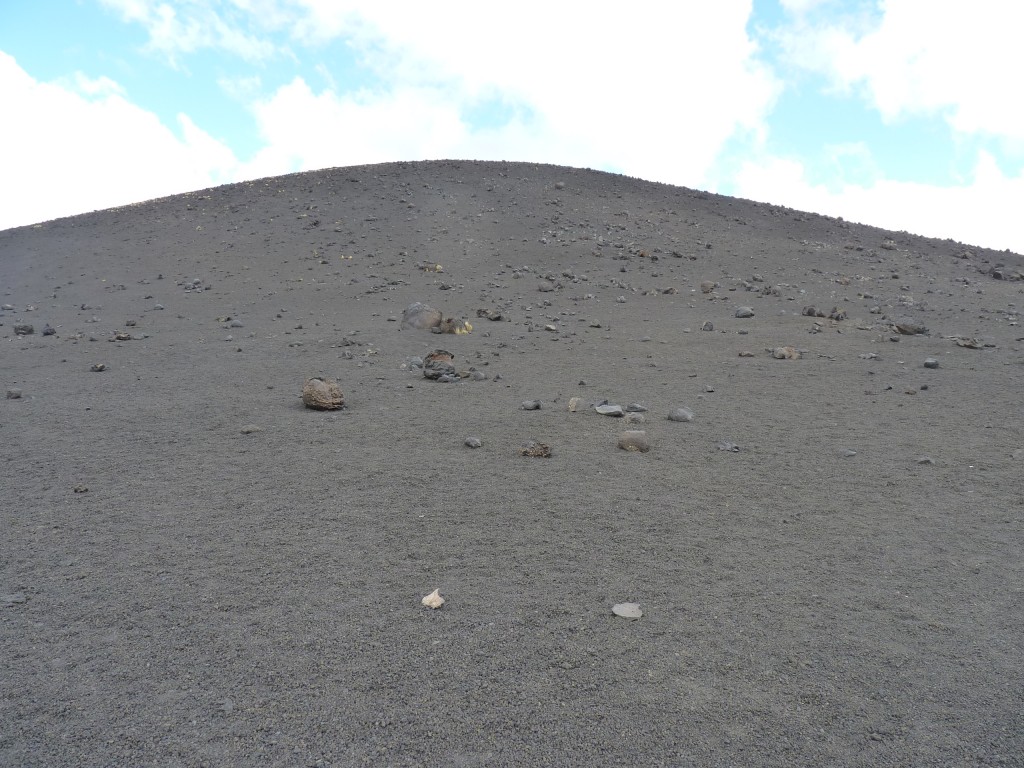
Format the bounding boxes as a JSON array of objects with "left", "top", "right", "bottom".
[
  {"left": 421, "top": 589, "right": 445, "bottom": 609},
  {"left": 612, "top": 602, "right": 642, "bottom": 619}
]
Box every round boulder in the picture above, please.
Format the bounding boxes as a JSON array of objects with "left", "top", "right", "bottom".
[{"left": 302, "top": 377, "right": 344, "bottom": 410}]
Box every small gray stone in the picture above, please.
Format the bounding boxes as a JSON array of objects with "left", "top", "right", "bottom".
[
  {"left": 625, "top": 412, "right": 646, "bottom": 425},
  {"left": 6, "top": 389, "right": 22, "bottom": 399},
  {"left": 842, "top": 449, "right": 858, "bottom": 458},
  {"left": 917, "top": 456, "right": 935, "bottom": 465},
  {"left": 735, "top": 307, "right": 755, "bottom": 318},
  {"left": 464, "top": 436, "right": 482, "bottom": 448},
  {"left": 625, "top": 403, "right": 648, "bottom": 413},
  {"left": 923, "top": 358, "right": 939, "bottom": 369},
  {"left": 718, "top": 441, "right": 741, "bottom": 452},
  {"left": 595, "top": 403, "right": 624, "bottom": 417},
  {"left": 13, "top": 323, "right": 33, "bottom": 335},
  {"left": 700, "top": 321, "right": 714, "bottom": 331},
  {"left": 521, "top": 400, "right": 541, "bottom": 410},
  {"left": 240, "top": 424, "right": 262, "bottom": 434},
  {"left": 668, "top": 407, "right": 695, "bottom": 422}
]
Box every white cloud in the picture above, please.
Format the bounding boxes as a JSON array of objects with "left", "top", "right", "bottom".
[
  {"left": 731, "top": 149, "right": 1024, "bottom": 253},
  {"left": 243, "top": 3, "right": 782, "bottom": 186},
  {"left": 0, "top": 51, "right": 240, "bottom": 229},
  {"left": 775, "top": 0, "right": 1024, "bottom": 143},
  {"left": 99, "top": 0, "right": 277, "bottom": 64}
]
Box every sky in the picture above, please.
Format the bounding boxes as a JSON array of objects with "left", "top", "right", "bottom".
[{"left": 1, "top": 1, "right": 1022, "bottom": 253}]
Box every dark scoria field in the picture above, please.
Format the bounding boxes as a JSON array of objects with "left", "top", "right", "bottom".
[{"left": 2, "top": 160, "right": 1023, "bottom": 767}]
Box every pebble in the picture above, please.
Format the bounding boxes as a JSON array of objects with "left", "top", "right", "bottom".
[
  {"left": 42, "top": 325, "right": 56, "bottom": 336},
  {"left": 617, "top": 430, "right": 650, "bottom": 452},
  {"left": 240, "top": 424, "right": 262, "bottom": 434},
  {"left": 568, "top": 397, "right": 581, "bottom": 412},
  {"left": 595, "top": 403, "right": 624, "bottom": 417},
  {"left": 90, "top": 363, "right": 107, "bottom": 372},
  {"left": 923, "top": 358, "right": 939, "bottom": 369},
  {"left": 917, "top": 456, "right": 935, "bottom": 465},
  {"left": 718, "top": 441, "right": 741, "bottom": 452},
  {"left": 625, "top": 403, "right": 647, "bottom": 413},
  {"left": 0, "top": 304, "right": 13, "bottom": 311},
  {"left": 700, "top": 281, "right": 716, "bottom": 293},
  {"left": 464, "top": 436, "right": 482, "bottom": 448},
  {"left": 521, "top": 400, "right": 541, "bottom": 410},
  {"left": 735, "top": 307, "right": 755, "bottom": 318},
  {"left": 13, "top": 323, "right": 34, "bottom": 335},
  {"left": 842, "top": 449, "right": 858, "bottom": 458},
  {"left": 612, "top": 602, "right": 642, "bottom": 619},
  {"left": 6, "top": 389, "right": 22, "bottom": 399},
  {"left": 668, "top": 407, "right": 694, "bottom": 422},
  {"left": 700, "top": 321, "right": 714, "bottom": 331},
  {"left": 625, "top": 412, "right": 646, "bottom": 424}
]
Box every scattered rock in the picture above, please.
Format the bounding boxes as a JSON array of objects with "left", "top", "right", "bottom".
[
  {"left": 923, "top": 358, "right": 939, "bottom": 369},
  {"left": 568, "top": 397, "right": 581, "bottom": 412},
  {"left": 13, "top": 323, "right": 33, "bottom": 335},
  {"left": 434, "top": 317, "right": 473, "bottom": 335},
  {"left": 894, "top": 319, "right": 928, "bottom": 335},
  {"left": 718, "top": 441, "right": 741, "bottom": 452},
  {"left": 668, "top": 407, "right": 694, "bottom": 422},
  {"left": 520, "top": 441, "right": 552, "bottom": 458},
  {"left": 73, "top": 484, "right": 89, "bottom": 493},
  {"left": 595, "top": 403, "right": 624, "bottom": 417},
  {"left": 802, "top": 306, "right": 826, "bottom": 318},
  {"left": 770, "top": 346, "right": 801, "bottom": 360},
  {"left": 6, "top": 389, "right": 22, "bottom": 399},
  {"left": 476, "top": 308, "right": 502, "bottom": 321},
  {"left": 700, "top": 281, "right": 716, "bottom": 294},
  {"left": 90, "top": 363, "right": 107, "bottom": 372},
  {"left": 842, "top": 449, "right": 858, "bottom": 458},
  {"left": 955, "top": 337, "right": 985, "bottom": 349},
  {"left": 401, "top": 302, "right": 443, "bottom": 330},
  {"left": 240, "top": 424, "right": 263, "bottom": 434},
  {"left": 521, "top": 400, "right": 542, "bottom": 411},
  {"left": 917, "top": 456, "right": 935, "bottom": 465},
  {"left": 421, "top": 589, "right": 445, "bottom": 609},
  {"left": 42, "top": 324, "right": 56, "bottom": 336},
  {"left": 612, "top": 602, "right": 642, "bottom": 619},
  {"left": 302, "top": 377, "right": 344, "bottom": 410},
  {"left": 625, "top": 403, "right": 647, "bottom": 413},
  {"left": 625, "top": 412, "right": 646, "bottom": 425},
  {"left": 617, "top": 430, "right": 650, "bottom": 452},
  {"left": 423, "top": 350, "right": 456, "bottom": 380},
  {"left": 735, "top": 307, "right": 755, "bottom": 319},
  {"left": 700, "top": 321, "right": 714, "bottom": 332},
  {"left": 464, "top": 436, "right": 482, "bottom": 448},
  {"left": 738, "top": 350, "right": 755, "bottom": 357}
]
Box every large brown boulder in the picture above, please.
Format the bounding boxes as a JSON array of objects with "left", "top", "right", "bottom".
[{"left": 302, "top": 377, "right": 344, "bottom": 410}]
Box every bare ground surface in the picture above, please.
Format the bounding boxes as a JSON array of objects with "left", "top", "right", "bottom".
[{"left": 2, "top": 160, "right": 1023, "bottom": 767}]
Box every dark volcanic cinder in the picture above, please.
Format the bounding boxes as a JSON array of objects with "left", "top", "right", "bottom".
[{"left": 1, "top": 160, "right": 1022, "bottom": 767}]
